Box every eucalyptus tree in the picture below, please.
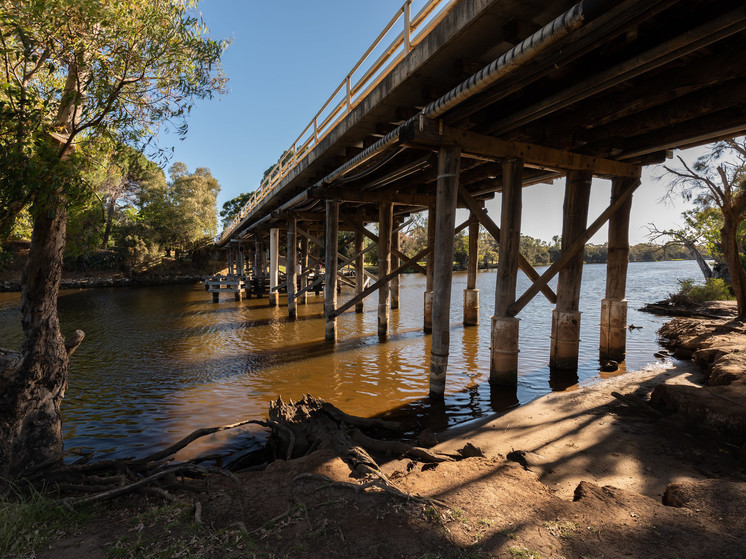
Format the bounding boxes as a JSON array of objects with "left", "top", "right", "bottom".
[
  {"left": 664, "top": 139, "right": 746, "bottom": 317},
  {"left": 0, "top": 0, "right": 227, "bottom": 476}
]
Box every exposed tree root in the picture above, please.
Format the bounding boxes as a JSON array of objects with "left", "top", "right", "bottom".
[{"left": 267, "top": 394, "right": 475, "bottom": 480}]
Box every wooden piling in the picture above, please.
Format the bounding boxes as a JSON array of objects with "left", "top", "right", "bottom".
[
  {"left": 355, "top": 230, "right": 364, "bottom": 313},
  {"left": 550, "top": 170, "right": 592, "bottom": 370},
  {"left": 299, "top": 236, "right": 308, "bottom": 304},
  {"left": 325, "top": 201, "right": 339, "bottom": 341},
  {"left": 378, "top": 202, "right": 393, "bottom": 338},
  {"left": 391, "top": 221, "right": 400, "bottom": 311},
  {"left": 424, "top": 206, "right": 435, "bottom": 332},
  {"left": 227, "top": 249, "right": 235, "bottom": 276},
  {"left": 600, "top": 177, "right": 637, "bottom": 362},
  {"left": 430, "top": 146, "right": 461, "bottom": 396},
  {"left": 269, "top": 228, "right": 280, "bottom": 307},
  {"left": 491, "top": 159, "right": 524, "bottom": 386},
  {"left": 287, "top": 218, "right": 298, "bottom": 319},
  {"left": 463, "top": 213, "right": 479, "bottom": 326}
]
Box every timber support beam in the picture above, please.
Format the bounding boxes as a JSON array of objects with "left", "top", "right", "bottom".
[{"left": 400, "top": 118, "right": 641, "bottom": 178}]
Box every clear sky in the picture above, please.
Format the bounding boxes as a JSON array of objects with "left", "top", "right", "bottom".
[{"left": 163, "top": 0, "right": 696, "bottom": 244}]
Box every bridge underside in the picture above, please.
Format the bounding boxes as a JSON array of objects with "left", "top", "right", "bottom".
[{"left": 216, "top": 0, "right": 746, "bottom": 398}]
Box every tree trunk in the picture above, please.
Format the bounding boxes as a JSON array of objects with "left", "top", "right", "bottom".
[
  {"left": 684, "top": 240, "right": 713, "bottom": 280},
  {"left": 721, "top": 213, "right": 746, "bottom": 317},
  {"left": 0, "top": 206, "right": 78, "bottom": 477},
  {"left": 101, "top": 199, "right": 116, "bottom": 249}
]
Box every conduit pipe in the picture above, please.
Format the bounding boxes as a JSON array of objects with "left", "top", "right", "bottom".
[{"left": 318, "top": 0, "right": 616, "bottom": 188}]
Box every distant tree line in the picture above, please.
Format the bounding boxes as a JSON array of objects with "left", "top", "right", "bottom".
[
  {"left": 395, "top": 216, "right": 696, "bottom": 271},
  {"left": 3, "top": 140, "right": 221, "bottom": 274}
]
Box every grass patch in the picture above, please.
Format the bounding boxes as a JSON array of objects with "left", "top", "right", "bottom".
[
  {"left": 509, "top": 547, "right": 543, "bottom": 559},
  {"left": 0, "top": 485, "right": 92, "bottom": 558},
  {"left": 543, "top": 520, "right": 581, "bottom": 540}
]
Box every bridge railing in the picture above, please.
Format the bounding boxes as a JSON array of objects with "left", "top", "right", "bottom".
[{"left": 219, "top": 0, "right": 460, "bottom": 244}]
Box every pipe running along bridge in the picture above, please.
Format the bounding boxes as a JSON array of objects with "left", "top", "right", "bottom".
[{"left": 210, "top": 0, "right": 746, "bottom": 396}]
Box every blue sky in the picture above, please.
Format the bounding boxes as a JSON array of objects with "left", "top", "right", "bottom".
[{"left": 165, "top": 0, "right": 694, "bottom": 243}]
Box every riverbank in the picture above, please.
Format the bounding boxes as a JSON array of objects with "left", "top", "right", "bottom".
[
  {"left": 0, "top": 274, "right": 205, "bottom": 293},
  {"left": 15, "top": 340, "right": 744, "bottom": 558}
]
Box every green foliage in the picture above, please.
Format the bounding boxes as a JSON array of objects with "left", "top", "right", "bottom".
[
  {"left": 676, "top": 278, "right": 735, "bottom": 302},
  {"left": 220, "top": 192, "right": 253, "bottom": 227},
  {"left": 8, "top": 209, "right": 33, "bottom": 240},
  {"left": 0, "top": 0, "right": 227, "bottom": 240},
  {"left": 520, "top": 235, "right": 550, "bottom": 266}
]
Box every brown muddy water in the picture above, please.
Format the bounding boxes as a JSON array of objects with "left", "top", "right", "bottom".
[{"left": 0, "top": 260, "right": 700, "bottom": 463}]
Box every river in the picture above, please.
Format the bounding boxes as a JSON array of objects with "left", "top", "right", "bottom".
[{"left": 0, "top": 260, "right": 701, "bottom": 462}]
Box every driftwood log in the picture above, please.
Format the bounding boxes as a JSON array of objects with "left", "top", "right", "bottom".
[{"left": 268, "top": 394, "right": 456, "bottom": 477}]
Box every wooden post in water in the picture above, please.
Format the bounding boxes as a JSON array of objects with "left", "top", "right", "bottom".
[
  {"left": 269, "top": 228, "right": 280, "bottom": 307},
  {"left": 424, "top": 206, "right": 435, "bottom": 332},
  {"left": 253, "top": 238, "right": 262, "bottom": 298},
  {"left": 227, "top": 249, "right": 235, "bottom": 276},
  {"left": 378, "top": 202, "right": 393, "bottom": 338},
  {"left": 430, "top": 146, "right": 461, "bottom": 396},
  {"left": 464, "top": 213, "right": 479, "bottom": 326},
  {"left": 355, "top": 230, "right": 365, "bottom": 313},
  {"left": 550, "top": 170, "right": 592, "bottom": 370},
  {"left": 299, "top": 236, "right": 308, "bottom": 304},
  {"left": 235, "top": 245, "right": 244, "bottom": 301},
  {"left": 600, "top": 177, "right": 637, "bottom": 362},
  {"left": 391, "top": 220, "right": 400, "bottom": 311},
  {"left": 245, "top": 244, "right": 254, "bottom": 298},
  {"left": 491, "top": 159, "right": 524, "bottom": 385},
  {"left": 325, "top": 200, "right": 339, "bottom": 341},
  {"left": 287, "top": 218, "right": 298, "bottom": 319}
]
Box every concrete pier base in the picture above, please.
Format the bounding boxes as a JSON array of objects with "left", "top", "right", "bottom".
[
  {"left": 490, "top": 316, "right": 519, "bottom": 386},
  {"left": 424, "top": 291, "right": 433, "bottom": 332},
  {"left": 600, "top": 298, "right": 627, "bottom": 362},
  {"left": 463, "top": 288, "right": 479, "bottom": 326},
  {"left": 268, "top": 291, "right": 279, "bottom": 307},
  {"left": 550, "top": 310, "right": 582, "bottom": 370}
]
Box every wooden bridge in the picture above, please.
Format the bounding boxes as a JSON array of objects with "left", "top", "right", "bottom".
[{"left": 211, "top": 0, "right": 746, "bottom": 396}]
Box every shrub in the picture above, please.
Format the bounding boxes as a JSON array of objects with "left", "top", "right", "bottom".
[{"left": 676, "top": 277, "right": 735, "bottom": 303}]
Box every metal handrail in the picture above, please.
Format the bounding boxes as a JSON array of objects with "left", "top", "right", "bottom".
[{"left": 219, "top": 0, "right": 460, "bottom": 243}]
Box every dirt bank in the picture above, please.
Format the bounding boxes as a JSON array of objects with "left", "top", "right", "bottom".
[{"left": 17, "top": 352, "right": 742, "bottom": 559}]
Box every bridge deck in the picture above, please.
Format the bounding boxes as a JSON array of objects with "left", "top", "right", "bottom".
[{"left": 220, "top": 0, "right": 746, "bottom": 244}]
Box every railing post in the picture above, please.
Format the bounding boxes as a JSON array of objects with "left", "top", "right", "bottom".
[
  {"left": 346, "top": 76, "right": 352, "bottom": 110},
  {"left": 404, "top": 1, "right": 412, "bottom": 53}
]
